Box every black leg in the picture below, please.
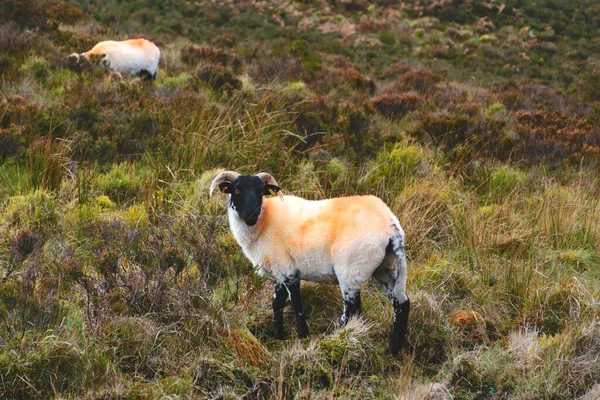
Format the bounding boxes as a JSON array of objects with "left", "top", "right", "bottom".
[
  {"left": 272, "top": 281, "right": 288, "bottom": 339},
  {"left": 390, "top": 297, "right": 410, "bottom": 355},
  {"left": 138, "top": 69, "right": 153, "bottom": 81},
  {"left": 339, "top": 290, "right": 362, "bottom": 327},
  {"left": 286, "top": 276, "right": 309, "bottom": 338}
]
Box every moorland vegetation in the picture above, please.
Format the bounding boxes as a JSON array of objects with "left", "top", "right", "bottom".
[{"left": 1, "top": 0, "right": 599, "bottom": 398}]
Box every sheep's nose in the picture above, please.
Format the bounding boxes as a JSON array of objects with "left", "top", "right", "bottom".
[{"left": 244, "top": 215, "right": 258, "bottom": 226}]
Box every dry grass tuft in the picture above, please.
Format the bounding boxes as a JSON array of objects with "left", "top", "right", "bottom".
[
  {"left": 398, "top": 382, "right": 452, "bottom": 400},
  {"left": 449, "top": 310, "right": 487, "bottom": 346},
  {"left": 1, "top": 0, "right": 599, "bottom": 397},
  {"left": 222, "top": 326, "right": 272, "bottom": 367}
]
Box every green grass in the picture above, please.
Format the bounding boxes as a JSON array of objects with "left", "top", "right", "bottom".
[{"left": 0, "top": 0, "right": 599, "bottom": 398}]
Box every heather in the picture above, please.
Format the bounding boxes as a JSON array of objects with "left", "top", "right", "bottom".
[{"left": 1, "top": 0, "right": 599, "bottom": 398}]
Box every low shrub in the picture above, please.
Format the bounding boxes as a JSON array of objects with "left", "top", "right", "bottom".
[
  {"left": 513, "top": 110, "right": 600, "bottom": 167},
  {"left": 371, "top": 93, "right": 419, "bottom": 120},
  {"left": 196, "top": 64, "right": 242, "bottom": 93}
]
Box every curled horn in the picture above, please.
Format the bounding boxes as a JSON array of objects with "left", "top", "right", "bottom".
[
  {"left": 256, "top": 172, "right": 284, "bottom": 200},
  {"left": 209, "top": 171, "right": 240, "bottom": 197}
]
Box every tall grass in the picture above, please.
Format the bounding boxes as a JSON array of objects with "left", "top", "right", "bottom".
[
  {"left": 0, "top": 0, "right": 599, "bottom": 398},
  {"left": 163, "top": 89, "right": 304, "bottom": 178}
]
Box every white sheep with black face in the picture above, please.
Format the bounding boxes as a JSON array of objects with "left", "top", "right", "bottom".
[
  {"left": 68, "top": 38, "right": 160, "bottom": 80},
  {"left": 210, "top": 171, "right": 410, "bottom": 354}
]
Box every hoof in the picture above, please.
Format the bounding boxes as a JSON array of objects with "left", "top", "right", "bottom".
[
  {"left": 389, "top": 331, "right": 402, "bottom": 355},
  {"left": 274, "top": 323, "right": 285, "bottom": 340},
  {"left": 297, "top": 320, "right": 309, "bottom": 339}
]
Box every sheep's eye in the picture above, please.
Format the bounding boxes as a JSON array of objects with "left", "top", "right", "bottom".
[{"left": 234, "top": 189, "right": 241, "bottom": 195}]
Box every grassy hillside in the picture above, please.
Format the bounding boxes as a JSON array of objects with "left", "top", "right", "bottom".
[{"left": 1, "top": 0, "right": 599, "bottom": 398}]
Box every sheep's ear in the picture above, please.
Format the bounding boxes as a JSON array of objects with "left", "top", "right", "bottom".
[
  {"left": 218, "top": 182, "right": 234, "bottom": 194},
  {"left": 263, "top": 184, "right": 281, "bottom": 196}
]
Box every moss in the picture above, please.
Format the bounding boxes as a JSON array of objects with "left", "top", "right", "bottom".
[
  {"left": 161, "top": 72, "right": 193, "bottom": 89},
  {"left": 389, "top": 144, "right": 425, "bottom": 171},
  {"left": 487, "top": 102, "right": 506, "bottom": 115},
  {"left": 118, "top": 204, "right": 149, "bottom": 226},
  {"left": 488, "top": 166, "right": 527, "bottom": 196},
  {"left": 3, "top": 189, "right": 58, "bottom": 230},
  {"left": 239, "top": 74, "right": 256, "bottom": 94},
  {"left": 95, "top": 195, "right": 116, "bottom": 209},
  {"left": 93, "top": 163, "right": 142, "bottom": 206},
  {"left": 319, "top": 337, "right": 348, "bottom": 366},
  {"left": 284, "top": 80, "right": 310, "bottom": 94},
  {"left": 479, "top": 33, "right": 498, "bottom": 43}
]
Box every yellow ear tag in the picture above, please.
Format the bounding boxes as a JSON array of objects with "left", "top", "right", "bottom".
[{"left": 268, "top": 188, "right": 276, "bottom": 196}]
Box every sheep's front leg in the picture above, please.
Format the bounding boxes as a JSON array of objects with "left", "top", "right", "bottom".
[
  {"left": 272, "top": 281, "right": 288, "bottom": 339},
  {"left": 285, "top": 276, "right": 309, "bottom": 338},
  {"left": 339, "top": 288, "right": 362, "bottom": 327}
]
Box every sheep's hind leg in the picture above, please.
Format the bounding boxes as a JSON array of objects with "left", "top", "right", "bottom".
[
  {"left": 390, "top": 296, "right": 410, "bottom": 354},
  {"left": 285, "top": 276, "right": 309, "bottom": 338},
  {"left": 272, "top": 281, "right": 288, "bottom": 339},
  {"left": 374, "top": 266, "right": 410, "bottom": 355},
  {"left": 138, "top": 69, "right": 154, "bottom": 81},
  {"left": 339, "top": 288, "right": 362, "bottom": 327}
]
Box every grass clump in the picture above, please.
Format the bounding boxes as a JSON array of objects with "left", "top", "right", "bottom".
[
  {"left": 2, "top": 189, "right": 58, "bottom": 230},
  {"left": 407, "top": 292, "right": 451, "bottom": 375},
  {"left": 1, "top": 0, "right": 599, "bottom": 398},
  {"left": 93, "top": 163, "right": 144, "bottom": 206}
]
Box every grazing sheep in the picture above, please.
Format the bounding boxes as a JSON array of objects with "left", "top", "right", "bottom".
[
  {"left": 210, "top": 171, "right": 410, "bottom": 354},
  {"left": 68, "top": 38, "right": 160, "bottom": 80}
]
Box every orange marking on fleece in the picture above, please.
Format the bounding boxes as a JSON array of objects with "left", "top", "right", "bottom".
[
  {"left": 126, "top": 38, "right": 150, "bottom": 49},
  {"left": 83, "top": 38, "right": 155, "bottom": 57},
  {"left": 261, "top": 195, "right": 392, "bottom": 259}
]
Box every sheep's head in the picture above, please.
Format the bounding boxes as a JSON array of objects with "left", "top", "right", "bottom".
[
  {"left": 67, "top": 52, "right": 93, "bottom": 73},
  {"left": 67, "top": 52, "right": 105, "bottom": 71},
  {"left": 67, "top": 52, "right": 83, "bottom": 70},
  {"left": 210, "top": 171, "right": 281, "bottom": 226}
]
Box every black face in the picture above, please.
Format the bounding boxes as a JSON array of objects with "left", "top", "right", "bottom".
[{"left": 219, "top": 175, "right": 281, "bottom": 226}]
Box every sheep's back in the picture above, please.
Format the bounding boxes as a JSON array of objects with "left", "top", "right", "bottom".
[{"left": 260, "top": 195, "right": 396, "bottom": 274}]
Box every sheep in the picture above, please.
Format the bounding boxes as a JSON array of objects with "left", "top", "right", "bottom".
[
  {"left": 209, "top": 171, "right": 410, "bottom": 354},
  {"left": 68, "top": 38, "right": 160, "bottom": 80}
]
